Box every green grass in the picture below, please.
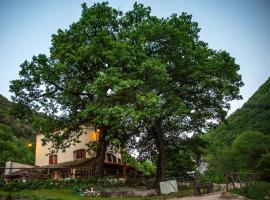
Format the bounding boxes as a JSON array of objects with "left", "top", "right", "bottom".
[
  {"left": 230, "top": 182, "right": 270, "bottom": 200},
  {"left": 0, "top": 188, "right": 194, "bottom": 200}
]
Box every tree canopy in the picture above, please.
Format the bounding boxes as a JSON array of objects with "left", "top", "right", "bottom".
[{"left": 10, "top": 2, "right": 243, "bottom": 186}]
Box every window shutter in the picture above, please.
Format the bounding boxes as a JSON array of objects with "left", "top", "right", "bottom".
[
  {"left": 54, "top": 155, "right": 57, "bottom": 164},
  {"left": 73, "top": 151, "right": 76, "bottom": 160},
  {"left": 49, "top": 155, "right": 57, "bottom": 164},
  {"left": 73, "top": 149, "right": 86, "bottom": 160}
]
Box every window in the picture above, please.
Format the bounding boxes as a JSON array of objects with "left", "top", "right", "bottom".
[
  {"left": 90, "top": 131, "right": 99, "bottom": 141},
  {"left": 52, "top": 171, "right": 59, "bottom": 179},
  {"left": 73, "top": 149, "right": 86, "bottom": 160},
  {"left": 106, "top": 153, "right": 118, "bottom": 163},
  {"left": 118, "top": 158, "right": 122, "bottom": 163},
  {"left": 106, "top": 153, "right": 112, "bottom": 162},
  {"left": 49, "top": 155, "right": 57, "bottom": 164},
  {"left": 112, "top": 155, "right": 116, "bottom": 163}
]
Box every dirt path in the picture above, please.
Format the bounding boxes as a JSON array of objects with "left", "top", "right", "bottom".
[{"left": 167, "top": 192, "right": 245, "bottom": 200}]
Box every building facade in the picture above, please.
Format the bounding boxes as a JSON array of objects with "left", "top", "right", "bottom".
[
  {"left": 5, "top": 127, "right": 142, "bottom": 181},
  {"left": 35, "top": 126, "right": 122, "bottom": 167}
]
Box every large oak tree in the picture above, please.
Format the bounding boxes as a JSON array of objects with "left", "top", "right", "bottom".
[{"left": 10, "top": 2, "right": 243, "bottom": 187}]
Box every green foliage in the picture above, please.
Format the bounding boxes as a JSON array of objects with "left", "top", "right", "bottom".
[
  {"left": 231, "top": 182, "right": 270, "bottom": 200},
  {"left": 0, "top": 94, "right": 49, "bottom": 166},
  {"left": 122, "top": 151, "right": 156, "bottom": 177},
  {"left": 158, "top": 136, "right": 206, "bottom": 180},
  {"left": 9, "top": 2, "right": 243, "bottom": 183},
  {"left": 2, "top": 180, "right": 53, "bottom": 192},
  {"left": 205, "top": 130, "right": 270, "bottom": 180},
  {"left": 205, "top": 77, "right": 270, "bottom": 145},
  {"left": 0, "top": 187, "right": 194, "bottom": 200},
  {"left": 201, "top": 169, "right": 226, "bottom": 183},
  {"left": 1, "top": 178, "right": 135, "bottom": 193},
  {"left": 232, "top": 131, "right": 270, "bottom": 171},
  {"left": 203, "top": 77, "right": 270, "bottom": 181},
  {"left": 0, "top": 123, "right": 34, "bottom": 166},
  {"left": 257, "top": 154, "right": 270, "bottom": 181},
  {"left": 10, "top": 1, "right": 242, "bottom": 145},
  {"left": 166, "top": 149, "right": 195, "bottom": 178},
  {"left": 2, "top": 179, "right": 78, "bottom": 192},
  {"left": 0, "top": 95, "right": 44, "bottom": 139}
]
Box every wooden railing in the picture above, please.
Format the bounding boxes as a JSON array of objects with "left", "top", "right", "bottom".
[{"left": 224, "top": 172, "right": 261, "bottom": 191}]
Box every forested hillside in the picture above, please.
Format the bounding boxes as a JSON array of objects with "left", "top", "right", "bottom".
[
  {"left": 0, "top": 95, "right": 46, "bottom": 166},
  {"left": 204, "top": 77, "right": 270, "bottom": 181},
  {"left": 0, "top": 95, "right": 46, "bottom": 139}
]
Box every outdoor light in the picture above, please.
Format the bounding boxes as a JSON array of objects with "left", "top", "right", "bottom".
[
  {"left": 27, "top": 143, "right": 32, "bottom": 148},
  {"left": 96, "top": 128, "right": 100, "bottom": 133}
]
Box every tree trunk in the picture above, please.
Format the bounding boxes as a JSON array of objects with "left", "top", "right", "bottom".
[
  {"left": 153, "top": 121, "right": 166, "bottom": 191},
  {"left": 93, "top": 131, "right": 109, "bottom": 177}
]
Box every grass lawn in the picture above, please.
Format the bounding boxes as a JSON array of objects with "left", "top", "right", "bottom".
[{"left": 0, "top": 188, "right": 194, "bottom": 200}]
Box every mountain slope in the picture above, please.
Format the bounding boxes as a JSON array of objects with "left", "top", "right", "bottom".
[
  {"left": 203, "top": 77, "right": 270, "bottom": 181},
  {"left": 0, "top": 94, "right": 47, "bottom": 166},
  {"left": 206, "top": 77, "right": 270, "bottom": 146},
  {"left": 0, "top": 94, "right": 46, "bottom": 139}
]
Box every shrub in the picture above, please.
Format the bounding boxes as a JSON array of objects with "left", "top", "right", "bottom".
[
  {"left": 0, "top": 178, "right": 4, "bottom": 188},
  {"left": 2, "top": 177, "right": 135, "bottom": 193},
  {"left": 257, "top": 154, "right": 270, "bottom": 181},
  {"left": 201, "top": 169, "right": 226, "bottom": 183},
  {"left": 3, "top": 180, "right": 57, "bottom": 192},
  {"left": 231, "top": 182, "right": 270, "bottom": 200}
]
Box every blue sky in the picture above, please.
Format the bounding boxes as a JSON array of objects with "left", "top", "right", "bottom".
[{"left": 0, "top": 0, "right": 269, "bottom": 115}]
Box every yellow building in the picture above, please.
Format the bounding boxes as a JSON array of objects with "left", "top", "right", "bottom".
[
  {"left": 5, "top": 127, "right": 142, "bottom": 181},
  {"left": 35, "top": 127, "right": 122, "bottom": 167}
]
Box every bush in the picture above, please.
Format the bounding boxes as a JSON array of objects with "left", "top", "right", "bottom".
[
  {"left": 3, "top": 181, "right": 26, "bottom": 192},
  {"left": 70, "top": 179, "right": 97, "bottom": 192},
  {"left": 201, "top": 169, "right": 226, "bottom": 183},
  {"left": 231, "top": 182, "right": 270, "bottom": 200},
  {"left": 2, "top": 177, "right": 136, "bottom": 193},
  {"left": 257, "top": 154, "right": 270, "bottom": 181},
  {"left": 3, "top": 180, "right": 60, "bottom": 192},
  {"left": 0, "top": 178, "right": 4, "bottom": 188}
]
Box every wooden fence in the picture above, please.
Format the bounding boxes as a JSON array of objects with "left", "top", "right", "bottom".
[{"left": 224, "top": 172, "right": 261, "bottom": 191}]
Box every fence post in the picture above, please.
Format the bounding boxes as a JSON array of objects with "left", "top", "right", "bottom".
[
  {"left": 225, "top": 174, "right": 229, "bottom": 192},
  {"left": 231, "top": 173, "right": 236, "bottom": 189},
  {"left": 237, "top": 174, "right": 242, "bottom": 188}
]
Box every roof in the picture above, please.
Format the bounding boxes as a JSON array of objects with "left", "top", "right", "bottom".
[
  {"left": 103, "top": 161, "right": 143, "bottom": 174},
  {"left": 39, "top": 157, "right": 95, "bottom": 169},
  {"left": 5, "top": 158, "right": 143, "bottom": 177}
]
